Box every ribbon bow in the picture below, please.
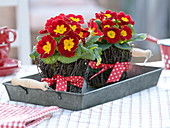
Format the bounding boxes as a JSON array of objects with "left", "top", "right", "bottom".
[
  {"left": 42, "top": 74, "right": 84, "bottom": 91},
  {"left": 89, "top": 61, "right": 130, "bottom": 83}
]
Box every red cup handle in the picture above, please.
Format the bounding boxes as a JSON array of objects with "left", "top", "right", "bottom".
[
  {"left": 145, "top": 34, "right": 159, "bottom": 44},
  {"left": 5, "top": 29, "right": 17, "bottom": 44}
]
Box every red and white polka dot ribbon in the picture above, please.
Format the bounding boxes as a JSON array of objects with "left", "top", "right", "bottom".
[
  {"left": 89, "top": 61, "right": 130, "bottom": 83},
  {"left": 42, "top": 74, "right": 84, "bottom": 91}
]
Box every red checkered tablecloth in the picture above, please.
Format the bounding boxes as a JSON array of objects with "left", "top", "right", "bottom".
[
  {"left": 0, "top": 63, "right": 170, "bottom": 128},
  {"left": 0, "top": 103, "right": 59, "bottom": 128}
]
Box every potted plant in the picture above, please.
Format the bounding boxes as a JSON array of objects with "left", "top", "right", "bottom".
[
  {"left": 86, "top": 10, "right": 146, "bottom": 88},
  {"left": 30, "top": 13, "right": 103, "bottom": 93}
]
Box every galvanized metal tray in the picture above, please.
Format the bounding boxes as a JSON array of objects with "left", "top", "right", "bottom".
[{"left": 3, "top": 64, "right": 163, "bottom": 111}]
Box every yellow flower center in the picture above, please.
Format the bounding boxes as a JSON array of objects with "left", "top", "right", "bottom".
[
  {"left": 107, "top": 30, "right": 116, "bottom": 38},
  {"left": 70, "top": 25, "right": 77, "bottom": 31},
  {"left": 104, "top": 14, "right": 112, "bottom": 18},
  {"left": 70, "top": 17, "right": 80, "bottom": 22},
  {"left": 91, "top": 31, "right": 98, "bottom": 36},
  {"left": 121, "top": 17, "right": 129, "bottom": 22},
  {"left": 54, "top": 25, "right": 67, "bottom": 34},
  {"left": 121, "top": 30, "right": 127, "bottom": 37},
  {"left": 89, "top": 28, "right": 95, "bottom": 36},
  {"left": 79, "top": 32, "right": 83, "bottom": 38},
  {"left": 104, "top": 25, "right": 111, "bottom": 28},
  {"left": 64, "top": 38, "right": 75, "bottom": 51},
  {"left": 43, "top": 41, "right": 51, "bottom": 54}
]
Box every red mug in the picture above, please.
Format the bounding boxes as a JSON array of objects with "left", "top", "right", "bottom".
[
  {"left": 0, "top": 43, "right": 10, "bottom": 66},
  {"left": 146, "top": 34, "right": 170, "bottom": 70},
  {"left": 0, "top": 26, "right": 16, "bottom": 66},
  {"left": 0, "top": 26, "right": 16, "bottom": 44},
  {"left": 159, "top": 39, "right": 170, "bottom": 70}
]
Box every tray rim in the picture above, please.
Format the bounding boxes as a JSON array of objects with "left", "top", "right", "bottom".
[{"left": 3, "top": 64, "right": 163, "bottom": 110}]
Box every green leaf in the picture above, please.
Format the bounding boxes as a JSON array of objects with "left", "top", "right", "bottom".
[
  {"left": 75, "top": 46, "right": 81, "bottom": 56},
  {"left": 58, "top": 55, "right": 79, "bottom": 64},
  {"left": 57, "top": 49, "right": 80, "bottom": 64},
  {"left": 85, "top": 35, "right": 101, "bottom": 47},
  {"left": 41, "top": 54, "right": 59, "bottom": 64},
  {"left": 94, "top": 48, "right": 102, "bottom": 66},
  {"left": 79, "top": 43, "right": 92, "bottom": 53},
  {"left": 94, "top": 20, "right": 102, "bottom": 30},
  {"left": 80, "top": 52, "right": 96, "bottom": 60},
  {"left": 79, "top": 43, "right": 95, "bottom": 60},
  {"left": 54, "top": 36, "right": 63, "bottom": 43},
  {"left": 113, "top": 24, "right": 120, "bottom": 29},
  {"left": 87, "top": 44, "right": 98, "bottom": 50},
  {"left": 36, "top": 33, "right": 51, "bottom": 41},
  {"left": 113, "top": 43, "right": 132, "bottom": 50},
  {"left": 131, "top": 33, "right": 147, "bottom": 41},
  {"left": 79, "top": 43, "right": 102, "bottom": 61},
  {"left": 97, "top": 43, "right": 112, "bottom": 51},
  {"left": 29, "top": 46, "right": 40, "bottom": 60},
  {"left": 36, "top": 35, "right": 43, "bottom": 41}
]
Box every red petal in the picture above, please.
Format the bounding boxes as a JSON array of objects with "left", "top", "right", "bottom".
[{"left": 39, "top": 29, "right": 48, "bottom": 34}]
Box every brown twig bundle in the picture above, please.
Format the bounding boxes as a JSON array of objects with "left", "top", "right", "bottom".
[
  {"left": 35, "top": 59, "right": 87, "bottom": 93},
  {"left": 86, "top": 46, "right": 132, "bottom": 88}
]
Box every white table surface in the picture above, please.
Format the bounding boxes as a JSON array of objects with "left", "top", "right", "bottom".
[{"left": 0, "top": 62, "right": 170, "bottom": 128}]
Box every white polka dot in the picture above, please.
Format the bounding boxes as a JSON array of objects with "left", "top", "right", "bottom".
[
  {"left": 162, "top": 58, "right": 166, "bottom": 62},
  {"left": 166, "top": 64, "right": 170, "bottom": 68},
  {"left": 168, "top": 60, "right": 170, "bottom": 64},
  {"left": 162, "top": 54, "right": 164, "bottom": 58},
  {"left": 165, "top": 55, "right": 169, "bottom": 59}
]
